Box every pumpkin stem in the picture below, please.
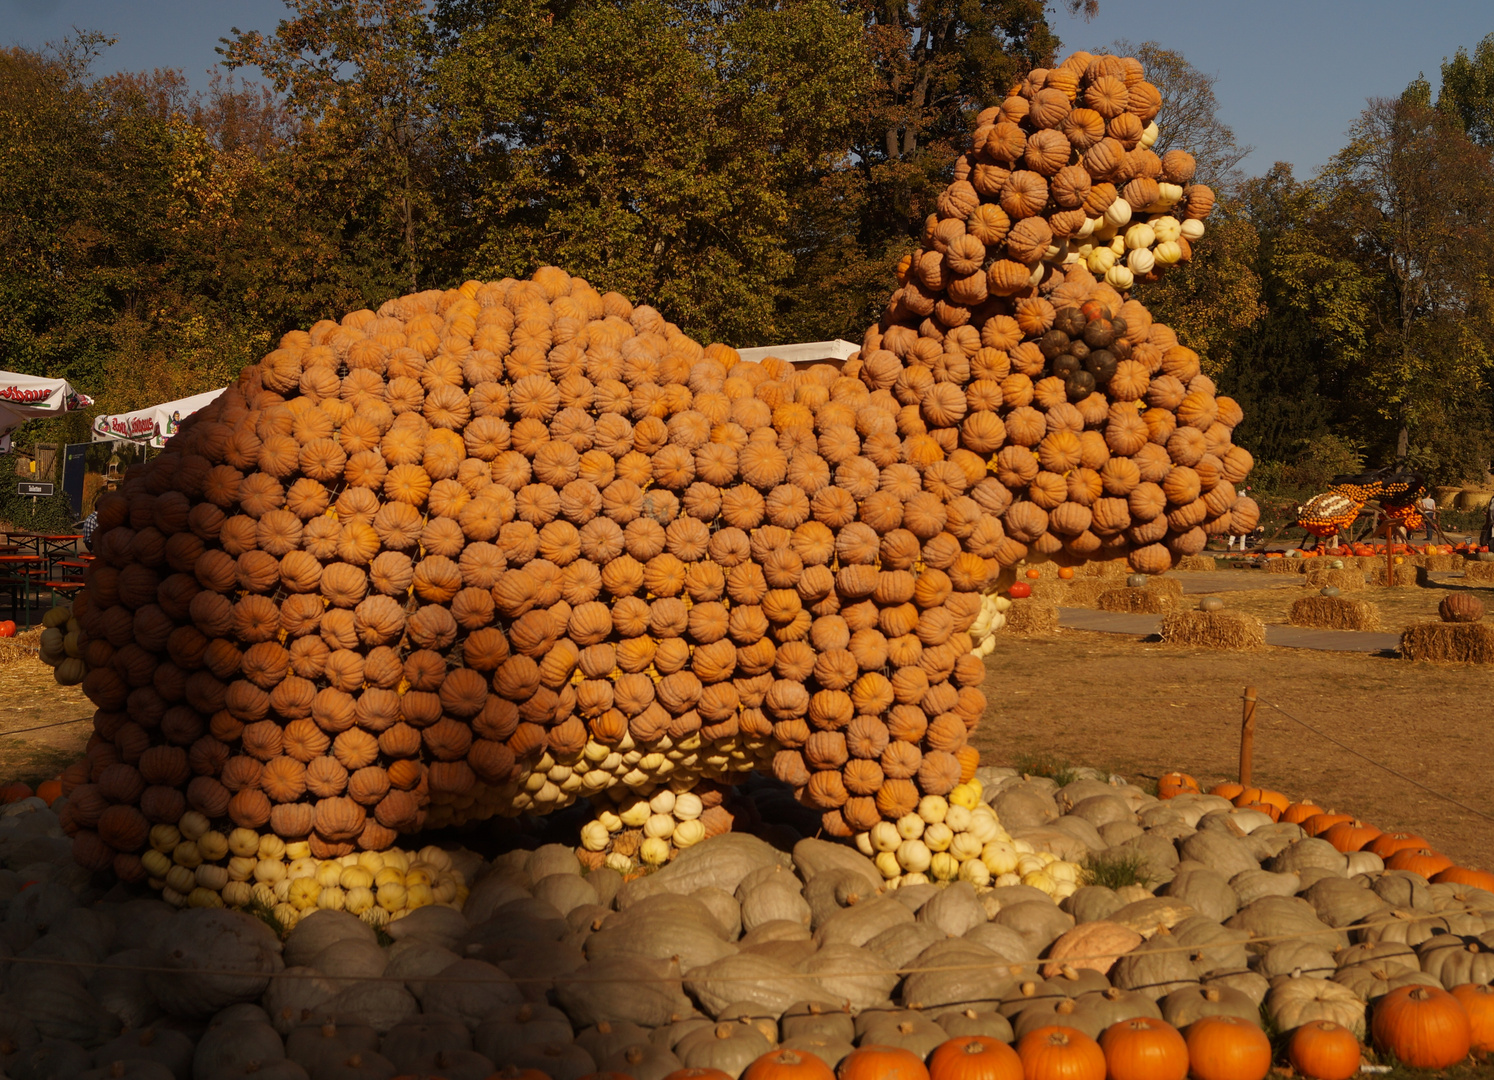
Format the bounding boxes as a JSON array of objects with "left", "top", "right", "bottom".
[{"left": 777, "top": 1051, "right": 805, "bottom": 1065}]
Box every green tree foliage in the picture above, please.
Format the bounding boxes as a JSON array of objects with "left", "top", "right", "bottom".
[
  {"left": 434, "top": 0, "right": 872, "bottom": 345},
  {"left": 1437, "top": 31, "right": 1494, "bottom": 146}
]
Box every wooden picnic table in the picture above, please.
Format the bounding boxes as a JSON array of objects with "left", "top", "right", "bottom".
[
  {"left": 0, "top": 552, "right": 47, "bottom": 628},
  {"left": 2, "top": 532, "right": 83, "bottom": 559}
]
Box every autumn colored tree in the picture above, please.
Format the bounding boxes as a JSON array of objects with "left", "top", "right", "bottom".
[{"left": 1437, "top": 32, "right": 1494, "bottom": 146}]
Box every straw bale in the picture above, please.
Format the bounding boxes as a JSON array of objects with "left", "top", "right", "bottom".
[
  {"left": 1098, "top": 589, "right": 1177, "bottom": 615},
  {"left": 1368, "top": 563, "right": 1419, "bottom": 587},
  {"left": 1288, "top": 596, "right": 1381, "bottom": 632},
  {"left": 1077, "top": 558, "right": 1132, "bottom": 579},
  {"left": 1028, "top": 578, "right": 1109, "bottom": 608},
  {"left": 1400, "top": 621, "right": 1494, "bottom": 663},
  {"left": 1177, "top": 556, "right": 1218, "bottom": 572},
  {"left": 1301, "top": 567, "right": 1365, "bottom": 592},
  {"left": 1265, "top": 558, "right": 1305, "bottom": 574},
  {"left": 0, "top": 629, "right": 42, "bottom": 667},
  {"left": 1461, "top": 560, "right": 1494, "bottom": 584},
  {"left": 1424, "top": 554, "right": 1460, "bottom": 572},
  {"left": 1146, "top": 577, "right": 1185, "bottom": 602},
  {"left": 1002, "top": 602, "right": 1060, "bottom": 635},
  {"left": 1158, "top": 610, "right": 1266, "bottom": 650}
]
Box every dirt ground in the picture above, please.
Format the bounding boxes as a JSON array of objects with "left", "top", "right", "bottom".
[
  {"left": 974, "top": 627, "right": 1494, "bottom": 869},
  {"left": 0, "top": 635, "right": 93, "bottom": 786}
]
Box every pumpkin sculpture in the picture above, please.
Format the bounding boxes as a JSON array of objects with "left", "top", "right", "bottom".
[{"left": 49, "top": 47, "right": 1240, "bottom": 914}]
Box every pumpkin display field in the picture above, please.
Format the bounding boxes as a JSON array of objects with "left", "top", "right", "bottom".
[{"left": 3, "top": 44, "right": 1493, "bottom": 1080}]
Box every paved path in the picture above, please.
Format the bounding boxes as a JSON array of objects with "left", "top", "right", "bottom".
[{"left": 1055, "top": 607, "right": 1403, "bottom": 655}]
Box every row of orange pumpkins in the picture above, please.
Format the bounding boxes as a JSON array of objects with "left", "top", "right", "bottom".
[
  {"left": 1160, "top": 773, "right": 1494, "bottom": 892},
  {"left": 487, "top": 1001, "right": 1485, "bottom": 1080}
]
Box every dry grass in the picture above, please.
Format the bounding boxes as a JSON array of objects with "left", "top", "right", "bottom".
[
  {"left": 1177, "top": 556, "right": 1218, "bottom": 571},
  {"left": 1002, "top": 601, "right": 1060, "bottom": 635},
  {"left": 1158, "top": 609, "right": 1266, "bottom": 649},
  {"left": 1098, "top": 588, "right": 1177, "bottom": 614},
  {"left": 0, "top": 636, "right": 92, "bottom": 788},
  {"left": 1288, "top": 596, "right": 1382, "bottom": 631},
  {"left": 1302, "top": 567, "right": 1367, "bottom": 592},
  {"left": 1399, "top": 621, "right": 1494, "bottom": 663},
  {"left": 972, "top": 631, "right": 1494, "bottom": 867}
]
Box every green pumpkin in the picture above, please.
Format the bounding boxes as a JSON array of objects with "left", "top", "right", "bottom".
[
  {"left": 1126, "top": 574, "right": 1148, "bottom": 588},
  {"left": 1198, "top": 596, "right": 1224, "bottom": 612},
  {"left": 1320, "top": 587, "right": 1341, "bottom": 598},
  {"left": 1328, "top": 559, "right": 1344, "bottom": 570}
]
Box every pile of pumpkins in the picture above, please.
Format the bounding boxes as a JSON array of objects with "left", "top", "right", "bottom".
[
  {"left": 47, "top": 45, "right": 1254, "bottom": 907},
  {"left": 2, "top": 761, "right": 1493, "bottom": 1080}
]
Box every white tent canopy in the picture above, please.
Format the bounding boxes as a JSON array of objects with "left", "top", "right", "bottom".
[
  {"left": 734, "top": 340, "right": 859, "bottom": 367},
  {"left": 92, "top": 387, "right": 226, "bottom": 449},
  {"left": 0, "top": 371, "right": 95, "bottom": 435}
]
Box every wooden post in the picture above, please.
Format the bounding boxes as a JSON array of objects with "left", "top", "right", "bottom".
[
  {"left": 1385, "top": 517, "right": 1396, "bottom": 588},
  {"left": 1239, "top": 687, "right": 1257, "bottom": 786}
]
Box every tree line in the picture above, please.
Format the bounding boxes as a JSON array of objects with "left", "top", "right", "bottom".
[{"left": 1, "top": 5, "right": 1492, "bottom": 492}]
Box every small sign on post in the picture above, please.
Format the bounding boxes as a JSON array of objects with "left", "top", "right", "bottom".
[{"left": 17, "top": 482, "right": 54, "bottom": 496}]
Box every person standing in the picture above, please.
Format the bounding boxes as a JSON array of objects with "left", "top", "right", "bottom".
[{"left": 1419, "top": 493, "right": 1437, "bottom": 542}]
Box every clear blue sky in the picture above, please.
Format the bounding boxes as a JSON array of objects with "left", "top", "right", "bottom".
[{"left": 4, "top": 0, "right": 1491, "bottom": 178}]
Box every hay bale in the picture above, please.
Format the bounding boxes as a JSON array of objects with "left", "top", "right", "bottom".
[
  {"left": 1177, "top": 556, "right": 1218, "bottom": 571},
  {"left": 1098, "top": 588, "right": 1177, "bottom": 614},
  {"left": 1158, "top": 610, "right": 1266, "bottom": 650},
  {"left": 1077, "top": 557, "right": 1132, "bottom": 579},
  {"left": 1302, "top": 567, "right": 1366, "bottom": 592},
  {"left": 1368, "top": 563, "right": 1419, "bottom": 587},
  {"left": 1288, "top": 597, "right": 1382, "bottom": 631},
  {"left": 1029, "top": 578, "right": 1109, "bottom": 608},
  {"left": 1424, "top": 554, "right": 1461, "bottom": 572},
  {"left": 1003, "top": 601, "right": 1060, "bottom": 635},
  {"left": 1461, "top": 561, "right": 1494, "bottom": 584},
  {"left": 1400, "top": 621, "right": 1494, "bottom": 663},
  {"left": 1265, "top": 558, "right": 1305, "bottom": 574}
]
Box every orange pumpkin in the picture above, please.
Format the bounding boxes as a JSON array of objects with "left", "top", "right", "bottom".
[
  {"left": 838, "top": 1045, "right": 930, "bottom": 1080},
  {"left": 1015, "top": 1026, "right": 1105, "bottom": 1080},
  {"left": 1098, "top": 1017, "right": 1188, "bottom": 1080},
  {"left": 35, "top": 779, "right": 62, "bottom": 806},
  {"left": 928, "top": 1035, "right": 1023, "bottom": 1080},
  {"left": 742, "top": 1049, "right": 835, "bottom": 1080},
  {"left": 1281, "top": 801, "right": 1325, "bottom": 826},
  {"left": 1057, "top": 567, "right": 1075, "bottom": 580},
  {"left": 1371, "top": 985, "right": 1471, "bottom": 1069},
  {"left": 1432, "top": 866, "right": 1494, "bottom": 893},
  {"left": 1451, "top": 984, "right": 1494, "bottom": 1053},
  {"left": 1157, "top": 772, "right": 1199, "bottom": 799},
  {"left": 662, "top": 1070, "right": 734, "bottom": 1080},
  {"left": 1232, "top": 787, "right": 1288, "bottom": 815},
  {"left": 1365, "top": 831, "right": 1427, "bottom": 859},
  {"left": 1319, "top": 820, "right": 1381, "bottom": 853},
  {"left": 1209, "top": 782, "right": 1244, "bottom": 801},
  {"left": 1300, "top": 812, "right": 1352, "bottom": 837},
  {"left": 1384, "top": 848, "right": 1453, "bottom": 878},
  {"left": 1025, "top": 568, "right": 1042, "bottom": 580},
  {"left": 1182, "top": 1016, "right": 1270, "bottom": 1080},
  {"left": 0, "top": 781, "right": 33, "bottom": 804},
  {"left": 1286, "top": 1021, "right": 1361, "bottom": 1080}
]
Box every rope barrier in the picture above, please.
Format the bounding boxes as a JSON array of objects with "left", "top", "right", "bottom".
[
  {"left": 0, "top": 716, "right": 93, "bottom": 737},
  {"left": 0, "top": 904, "right": 1486, "bottom": 987},
  {"left": 1256, "top": 696, "right": 1494, "bottom": 825}
]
